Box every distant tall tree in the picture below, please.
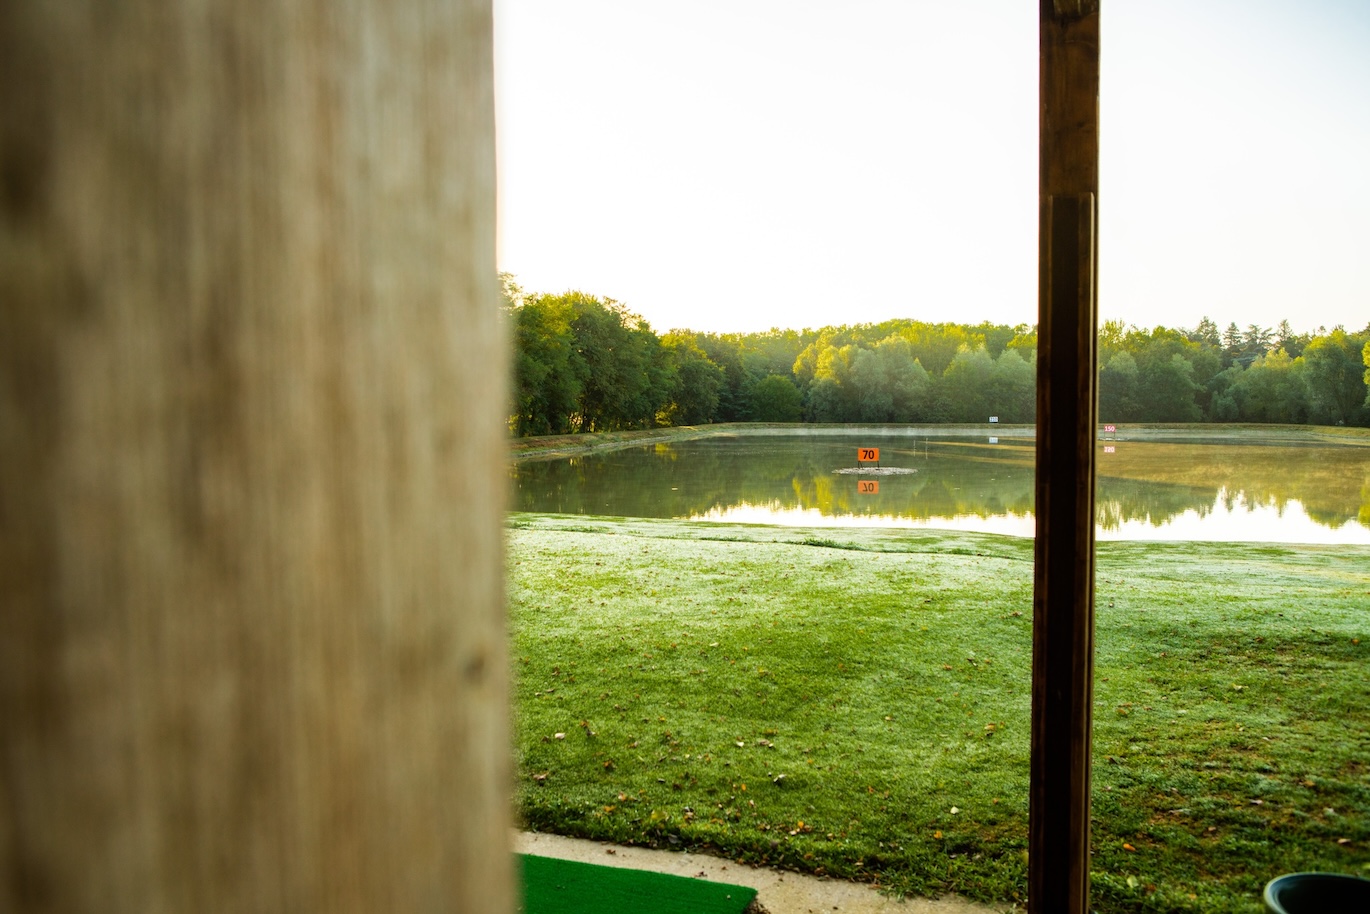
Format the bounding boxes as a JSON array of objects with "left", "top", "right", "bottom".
[
  {"left": 1188, "top": 346, "right": 1224, "bottom": 419},
  {"left": 1006, "top": 326, "right": 1038, "bottom": 357},
  {"left": 1207, "top": 365, "right": 1243, "bottom": 422},
  {"left": 1098, "top": 351, "right": 1141, "bottom": 423},
  {"left": 511, "top": 294, "right": 585, "bottom": 436},
  {"left": 1230, "top": 349, "right": 1308, "bottom": 424},
  {"left": 1139, "top": 352, "right": 1202, "bottom": 422},
  {"left": 847, "top": 348, "right": 894, "bottom": 422},
  {"left": 1274, "top": 319, "right": 1307, "bottom": 359},
  {"left": 899, "top": 323, "right": 982, "bottom": 377},
  {"left": 568, "top": 294, "right": 671, "bottom": 432},
  {"left": 1303, "top": 328, "right": 1370, "bottom": 425},
  {"left": 1364, "top": 338, "right": 1370, "bottom": 409},
  {"left": 1222, "top": 322, "right": 1244, "bottom": 366},
  {"left": 696, "top": 334, "right": 750, "bottom": 421},
  {"left": 939, "top": 345, "right": 996, "bottom": 422},
  {"left": 808, "top": 344, "right": 858, "bottom": 422},
  {"left": 748, "top": 375, "right": 804, "bottom": 422},
  {"left": 807, "top": 377, "right": 844, "bottom": 423},
  {"left": 660, "top": 333, "right": 724, "bottom": 426},
  {"left": 971, "top": 321, "right": 1019, "bottom": 358},
  {"left": 1241, "top": 325, "right": 1274, "bottom": 365},
  {"left": 1098, "top": 319, "right": 1128, "bottom": 357},
  {"left": 986, "top": 349, "right": 1035, "bottom": 423},
  {"left": 1190, "top": 316, "right": 1221, "bottom": 348},
  {"left": 875, "top": 336, "right": 932, "bottom": 422}
]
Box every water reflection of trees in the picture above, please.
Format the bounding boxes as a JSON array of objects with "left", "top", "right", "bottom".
[
  {"left": 510, "top": 437, "right": 1370, "bottom": 532},
  {"left": 1097, "top": 441, "right": 1370, "bottom": 530}
]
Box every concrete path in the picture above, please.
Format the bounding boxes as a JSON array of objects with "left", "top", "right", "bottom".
[{"left": 515, "top": 831, "right": 1006, "bottom": 914}]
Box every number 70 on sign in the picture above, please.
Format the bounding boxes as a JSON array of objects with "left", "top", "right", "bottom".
[{"left": 858, "top": 447, "right": 879, "bottom": 462}]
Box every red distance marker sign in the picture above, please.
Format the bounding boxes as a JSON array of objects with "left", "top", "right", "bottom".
[{"left": 857, "top": 447, "right": 879, "bottom": 462}]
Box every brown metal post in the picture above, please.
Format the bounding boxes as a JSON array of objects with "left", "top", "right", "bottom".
[{"left": 1031, "top": 2, "right": 1100, "bottom": 913}]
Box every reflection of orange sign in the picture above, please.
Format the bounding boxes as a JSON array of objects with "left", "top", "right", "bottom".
[
  {"left": 858, "top": 447, "right": 879, "bottom": 462},
  {"left": 857, "top": 480, "right": 879, "bottom": 494}
]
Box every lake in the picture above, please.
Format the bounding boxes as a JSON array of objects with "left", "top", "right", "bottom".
[{"left": 510, "top": 430, "right": 1370, "bottom": 544}]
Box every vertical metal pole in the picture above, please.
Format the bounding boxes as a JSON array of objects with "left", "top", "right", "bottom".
[{"left": 1032, "top": 3, "right": 1100, "bottom": 913}]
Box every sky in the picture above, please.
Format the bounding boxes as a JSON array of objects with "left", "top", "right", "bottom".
[{"left": 494, "top": 0, "right": 1370, "bottom": 336}]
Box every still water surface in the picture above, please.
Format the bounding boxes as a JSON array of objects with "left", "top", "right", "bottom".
[{"left": 510, "top": 434, "right": 1370, "bottom": 544}]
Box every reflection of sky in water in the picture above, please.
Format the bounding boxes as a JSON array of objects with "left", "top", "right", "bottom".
[{"left": 688, "top": 488, "right": 1370, "bottom": 545}]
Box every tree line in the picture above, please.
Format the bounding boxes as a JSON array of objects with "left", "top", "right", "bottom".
[{"left": 504, "top": 275, "right": 1370, "bottom": 435}]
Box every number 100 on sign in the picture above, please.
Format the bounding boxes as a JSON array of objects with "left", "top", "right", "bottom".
[{"left": 858, "top": 480, "right": 879, "bottom": 494}]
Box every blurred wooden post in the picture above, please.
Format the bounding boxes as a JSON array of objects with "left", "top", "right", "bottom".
[
  {"left": 0, "top": 3, "right": 511, "bottom": 912},
  {"left": 1032, "top": 2, "right": 1100, "bottom": 913}
]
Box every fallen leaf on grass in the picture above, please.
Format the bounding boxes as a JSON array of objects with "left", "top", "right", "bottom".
[
  {"left": 933, "top": 831, "right": 943, "bottom": 839},
  {"left": 1123, "top": 843, "right": 1136, "bottom": 852},
  {"left": 554, "top": 732, "right": 566, "bottom": 740},
  {"left": 1126, "top": 876, "right": 1140, "bottom": 889},
  {"left": 950, "top": 806, "right": 960, "bottom": 815}
]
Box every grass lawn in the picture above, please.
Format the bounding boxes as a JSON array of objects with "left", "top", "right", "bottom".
[{"left": 507, "top": 513, "right": 1369, "bottom": 914}]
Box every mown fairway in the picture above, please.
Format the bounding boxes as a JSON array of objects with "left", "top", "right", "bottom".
[{"left": 508, "top": 513, "right": 1369, "bottom": 914}]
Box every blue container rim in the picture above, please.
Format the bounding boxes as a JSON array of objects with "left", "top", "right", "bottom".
[{"left": 1264, "top": 872, "right": 1370, "bottom": 914}]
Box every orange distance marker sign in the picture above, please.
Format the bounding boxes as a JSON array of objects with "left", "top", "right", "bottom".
[
  {"left": 857, "top": 447, "right": 880, "bottom": 462},
  {"left": 857, "top": 480, "right": 879, "bottom": 494}
]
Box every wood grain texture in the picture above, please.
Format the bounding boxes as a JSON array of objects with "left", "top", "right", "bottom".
[
  {"left": 1031, "top": 195, "right": 1098, "bottom": 914},
  {"left": 1031, "top": 3, "right": 1100, "bottom": 913},
  {"left": 1040, "top": 1, "right": 1100, "bottom": 197},
  {"left": 0, "top": 3, "right": 510, "bottom": 912}
]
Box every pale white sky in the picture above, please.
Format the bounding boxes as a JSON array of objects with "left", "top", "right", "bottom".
[{"left": 494, "top": 1, "right": 1370, "bottom": 335}]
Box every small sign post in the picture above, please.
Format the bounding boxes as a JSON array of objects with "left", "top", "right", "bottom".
[{"left": 857, "top": 447, "right": 880, "bottom": 492}]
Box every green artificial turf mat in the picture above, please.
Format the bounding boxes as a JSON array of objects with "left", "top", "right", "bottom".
[{"left": 519, "top": 853, "right": 758, "bottom": 914}]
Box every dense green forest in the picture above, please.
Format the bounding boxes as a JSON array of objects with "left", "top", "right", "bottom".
[{"left": 504, "top": 275, "right": 1370, "bottom": 436}]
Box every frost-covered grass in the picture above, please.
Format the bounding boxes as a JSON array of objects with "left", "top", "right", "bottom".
[{"left": 507, "top": 514, "right": 1370, "bottom": 914}]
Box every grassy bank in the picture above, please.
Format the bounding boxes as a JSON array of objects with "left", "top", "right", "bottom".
[{"left": 508, "top": 514, "right": 1369, "bottom": 914}]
